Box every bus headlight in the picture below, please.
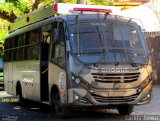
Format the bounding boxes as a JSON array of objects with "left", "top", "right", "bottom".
[
  {"left": 140, "top": 75, "right": 152, "bottom": 90},
  {"left": 71, "top": 74, "right": 81, "bottom": 84},
  {"left": 71, "top": 73, "right": 89, "bottom": 90},
  {"left": 75, "top": 78, "right": 81, "bottom": 84}
]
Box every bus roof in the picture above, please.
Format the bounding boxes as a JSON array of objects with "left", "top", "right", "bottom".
[
  {"left": 6, "top": 14, "right": 138, "bottom": 39},
  {"left": 8, "top": 3, "right": 121, "bottom": 33}
]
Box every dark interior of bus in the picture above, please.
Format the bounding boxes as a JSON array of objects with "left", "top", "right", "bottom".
[{"left": 40, "top": 25, "right": 51, "bottom": 101}]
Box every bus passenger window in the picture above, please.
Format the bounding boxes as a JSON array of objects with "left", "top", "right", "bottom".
[{"left": 26, "top": 29, "right": 40, "bottom": 60}]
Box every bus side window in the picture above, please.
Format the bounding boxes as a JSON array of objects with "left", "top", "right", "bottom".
[
  {"left": 51, "top": 23, "right": 65, "bottom": 68},
  {"left": 26, "top": 29, "right": 40, "bottom": 60}
]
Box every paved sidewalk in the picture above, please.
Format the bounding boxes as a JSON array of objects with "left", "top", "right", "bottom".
[
  {"left": 134, "top": 85, "right": 160, "bottom": 115},
  {"left": 0, "top": 91, "right": 11, "bottom": 98}
]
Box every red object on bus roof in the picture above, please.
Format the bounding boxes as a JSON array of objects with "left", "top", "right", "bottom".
[
  {"left": 73, "top": 7, "right": 112, "bottom": 13},
  {"left": 53, "top": 4, "right": 57, "bottom": 11}
]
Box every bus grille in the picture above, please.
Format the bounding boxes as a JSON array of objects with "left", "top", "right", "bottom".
[
  {"left": 91, "top": 93, "right": 139, "bottom": 103},
  {"left": 91, "top": 72, "right": 140, "bottom": 83}
]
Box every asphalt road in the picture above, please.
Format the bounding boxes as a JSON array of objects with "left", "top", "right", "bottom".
[{"left": 0, "top": 86, "right": 160, "bottom": 121}]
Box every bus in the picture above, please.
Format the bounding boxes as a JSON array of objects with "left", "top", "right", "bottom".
[{"left": 4, "top": 3, "right": 152, "bottom": 117}]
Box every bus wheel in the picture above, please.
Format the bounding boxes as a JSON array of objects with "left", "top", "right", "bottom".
[
  {"left": 17, "top": 91, "right": 23, "bottom": 105},
  {"left": 117, "top": 105, "right": 134, "bottom": 115},
  {"left": 17, "top": 85, "right": 25, "bottom": 106},
  {"left": 54, "top": 93, "right": 70, "bottom": 118}
]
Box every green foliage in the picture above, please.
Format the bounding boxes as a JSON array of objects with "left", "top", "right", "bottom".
[
  {"left": 5, "top": 0, "right": 28, "bottom": 13},
  {"left": 15, "top": 2, "right": 29, "bottom": 13},
  {"left": 0, "top": 30, "right": 8, "bottom": 42},
  {"left": 56, "top": 0, "right": 77, "bottom": 4},
  {"left": 0, "top": 27, "right": 7, "bottom": 58},
  {"left": 0, "top": 2, "right": 28, "bottom": 17},
  {"left": 5, "top": 0, "right": 20, "bottom": 6},
  {"left": 39, "top": 0, "right": 52, "bottom": 7},
  {"left": 0, "top": 19, "right": 9, "bottom": 42},
  {"left": 92, "top": 0, "right": 113, "bottom": 5},
  {"left": 0, "top": 3, "right": 14, "bottom": 13},
  {"left": 71, "top": 0, "right": 77, "bottom": 4}
]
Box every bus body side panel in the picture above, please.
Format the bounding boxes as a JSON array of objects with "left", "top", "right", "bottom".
[
  {"left": 12, "top": 61, "right": 41, "bottom": 102},
  {"left": 4, "top": 62, "right": 13, "bottom": 95},
  {"left": 48, "top": 62, "right": 67, "bottom": 104}
]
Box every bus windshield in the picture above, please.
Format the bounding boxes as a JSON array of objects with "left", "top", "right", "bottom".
[{"left": 68, "top": 20, "right": 148, "bottom": 65}]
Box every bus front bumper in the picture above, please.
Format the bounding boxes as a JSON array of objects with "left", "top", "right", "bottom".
[{"left": 68, "top": 81, "right": 152, "bottom": 107}]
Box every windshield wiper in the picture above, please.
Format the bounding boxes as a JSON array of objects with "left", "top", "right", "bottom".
[
  {"left": 115, "top": 50, "right": 148, "bottom": 67},
  {"left": 127, "top": 54, "right": 148, "bottom": 67},
  {"left": 94, "top": 48, "right": 105, "bottom": 67},
  {"left": 118, "top": 49, "right": 137, "bottom": 67},
  {"left": 94, "top": 21, "right": 106, "bottom": 67},
  {"left": 127, "top": 54, "right": 137, "bottom": 67}
]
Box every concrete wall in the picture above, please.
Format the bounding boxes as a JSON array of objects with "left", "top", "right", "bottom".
[
  {"left": 117, "top": 1, "right": 160, "bottom": 84},
  {"left": 120, "top": 2, "right": 160, "bottom": 32},
  {"left": 145, "top": 36, "right": 160, "bottom": 85}
]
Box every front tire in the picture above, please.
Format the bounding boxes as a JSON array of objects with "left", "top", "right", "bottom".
[
  {"left": 117, "top": 105, "right": 134, "bottom": 115},
  {"left": 54, "top": 93, "right": 71, "bottom": 118}
]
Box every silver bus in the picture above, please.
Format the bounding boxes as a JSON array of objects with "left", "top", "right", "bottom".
[{"left": 4, "top": 5, "right": 152, "bottom": 117}]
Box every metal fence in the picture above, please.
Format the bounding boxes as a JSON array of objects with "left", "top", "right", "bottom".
[{"left": 143, "top": 31, "right": 160, "bottom": 38}]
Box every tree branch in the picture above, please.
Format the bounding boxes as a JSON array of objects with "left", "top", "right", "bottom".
[
  {"left": 32, "top": 0, "right": 43, "bottom": 11},
  {"left": 77, "top": 0, "right": 89, "bottom": 4},
  {"left": 0, "top": 10, "right": 17, "bottom": 23}
]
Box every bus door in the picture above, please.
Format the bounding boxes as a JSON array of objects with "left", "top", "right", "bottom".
[
  {"left": 48, "top": 20, "right": 67, "bottom": 103},
  {"left": 40, "top": 24, "right": 51, "bottom": 101}
]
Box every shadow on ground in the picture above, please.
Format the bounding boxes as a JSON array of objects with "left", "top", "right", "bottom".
[{"left": 8, "top": 99, "right": 126, "bottom": 120}]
